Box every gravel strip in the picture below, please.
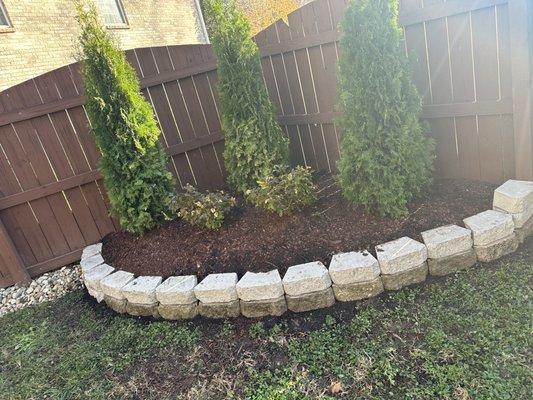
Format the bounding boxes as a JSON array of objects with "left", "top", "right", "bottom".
[{"left": 0, "top": 265, "right": 83, "bottom": 317}]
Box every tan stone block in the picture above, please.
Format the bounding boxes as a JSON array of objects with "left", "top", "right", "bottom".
[
  {"left": 382, "top": 262, "right": 428, "bottom": 291},
  {"left": 332, "top": 277, "right": 384, "bottom": 302}
]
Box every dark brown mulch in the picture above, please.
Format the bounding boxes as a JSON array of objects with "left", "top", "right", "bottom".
[{"left": 102, "top": 177, "right": 495, "bottom": 279}]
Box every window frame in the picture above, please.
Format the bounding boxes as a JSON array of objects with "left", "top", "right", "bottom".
[
  {"left": 98, "top": 0, "right": 129, "bottom": 29},
  {"left": 0, "top": 0, "right": 13, "bottom": 32}
]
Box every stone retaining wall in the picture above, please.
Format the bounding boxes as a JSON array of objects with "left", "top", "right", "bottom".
[{"left": 81, "top": 180, "right": 533, "bottom": 320}]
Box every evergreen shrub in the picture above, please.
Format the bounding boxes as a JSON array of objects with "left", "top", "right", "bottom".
[
  {"left": 171, "top": 185, "right": 236, "bottom": 230},
  {"left": 204, "top": 0, "right": 290, "bottom": 193},
  {"left": 336, "top": 0, "right": 434, "bottom": 218},
  {"left": 246, "top": 166, "right": 316, "bottom": 217},
  {"left": 76, "top": 3, "right": 174, "bottom": 234}
]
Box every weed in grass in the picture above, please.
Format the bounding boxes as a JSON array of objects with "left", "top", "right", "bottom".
[{"left": 249, "top": 322, "right": 266, "bottom": 339}]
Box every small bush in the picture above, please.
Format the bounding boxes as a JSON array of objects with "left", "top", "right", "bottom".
[
  {"left": 171, "top": 185, "right": 236, "bottom": 230},
  {"left": 245, "top": 166, "right": 316, "bottom": 216}
]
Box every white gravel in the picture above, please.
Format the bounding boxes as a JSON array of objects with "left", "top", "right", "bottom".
[{"left": 0, "top": 265, "right": 83, "bottom": 317}]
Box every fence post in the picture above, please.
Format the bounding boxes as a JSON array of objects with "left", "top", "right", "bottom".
[
  {"left": 0, "top": 216, "right": 31, "bottom": 286},
  {"left": 509, "top": 0, "right": 533, "bottom": 180}
]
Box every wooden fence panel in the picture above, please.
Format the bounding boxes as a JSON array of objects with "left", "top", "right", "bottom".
[
  {"left": 0, "top": 0, "right": 531, "bottom": 286},
  {"left": 401, "top": 0, "right": 523, "bottom": 183}
]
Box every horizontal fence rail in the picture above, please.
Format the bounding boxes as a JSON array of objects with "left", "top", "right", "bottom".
[{"left": 0, "top": 0, "right": 531, "bottom": 287}]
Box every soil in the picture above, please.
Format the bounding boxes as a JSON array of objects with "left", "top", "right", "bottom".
[{"left": 102, "top": 176, "right": 495, "bottom": 279}]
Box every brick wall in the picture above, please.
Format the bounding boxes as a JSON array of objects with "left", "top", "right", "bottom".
[{"left": 0, "top": 0, "right": 207, "bottom": 91}]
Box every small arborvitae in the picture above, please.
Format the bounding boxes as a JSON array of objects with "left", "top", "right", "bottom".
[
  {"left": 336, "top": 0, "right": 434, "bottom": 218},
  {"left": 76, "top": 3, "right": 174, "bottom": 234},
  {"left": 204, "top": 0, "right": 290, "bottom": 193}
]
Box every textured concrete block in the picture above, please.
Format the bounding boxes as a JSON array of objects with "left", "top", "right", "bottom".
[
  {"left": 282, "top": 262, "right": 331, "bottom": 296},
  {"left": 381, "top": 262, "right": 428, "bottom": 291},
  {"left": 104, "top": 295, "right": 127, "bottom": 314},
  {"left": 421, "top": 225, "right": 473, "bottom": 259},
  {"left": 240, "top": 295, "right": 287, "bottom": 318},
  {"left": 493, "top": 180, "right": 533, "bottom": 214},
  {"left": 156, "top": 276, "right": 197, "bottom": 305},
  {"left": 126, "top": 302, "right": 159, "bottom": 318},
  {"left": 427, "top": 248, "right": 477, "bottom": 276},
  {"left": 494, "top": 205, "right": 533, "bottom": 229},
  {"left": 84, "top": 263, "right": 114, "bottom": 292},
  {"left": 375, "top": 237, "right": 427, "bottom": 275},
  {"left": 122, "top": 276, "right": 163, "bottom": 305},
  {"left": 198, "top": 299, "right": 240, "bottom": 319},
  {"left": 100, "top": 271, "right": 134, "bottom": 299},
  {"left": 332, "top": 277, "right": 384, "bottom": 302},
  {"left": 158, "top": 302, "right": 198, "bottom": 320},
  {"left": 87, "top": 287, "right": 104, "bottom": 303},
  {"left": 464, "top": 210, "right": 515, "bottom": 246},
  {"left": 81, "top": 253, "right": 105, "bottom": 274},
  {"left": 285, "top": 287, "right": 335, "bottom": 313},
  {"left": 237, "top": 270, "right": 284, "bottom": 301},
  {"left": 516, "top": 214, "right": 533, "bottom": 243},
  {"left": 194, "top": 273, "right": 238, "bottom": 303},
  {"left": 82, "top": 243, "right": 102, "bottom": 260},
  {"left": 328, "top": 251, "right": 380, "bottom": 285},
  {"left": 475, "top": 233, "right": 518, "bottom": 262}
]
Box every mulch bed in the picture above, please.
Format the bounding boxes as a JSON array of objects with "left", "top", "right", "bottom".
[{"left": 102, "top": 176, "right": 495, "bottom": 279}]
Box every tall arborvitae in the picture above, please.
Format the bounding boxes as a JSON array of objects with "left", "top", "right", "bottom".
[
  {"left": 76, "top": 3, "right": 174, "bottom": 234},
  {"left": 204, "top": 0, "right": 289, "bottom": 193},
  {"left": 336, "top": 0, "right": 434, "bottom": 218}
]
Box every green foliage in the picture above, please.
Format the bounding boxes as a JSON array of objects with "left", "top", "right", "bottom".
[
  {"left": 76, "top": 3, "right": 174, "bottom": 234},
  {"left": 0, "top": 291, "right": 199, "bottom": 399},
  {"left": 203, "top": 0, "right": 290, "bottom": 193},
  {"left": 245, "top": 166, "right": 316, "bottom": 216},
  {"left": 336, "top": 0, "right": 434, "bottom": 218},
  {"left": 170, "top": 184, "right": 236, "bottom": 230},
  {"left": 248, "top": 322, "right": 267, "bottom": 339},
  {"left": 1, "top": 251, "right": 532, "bottom": 398}
]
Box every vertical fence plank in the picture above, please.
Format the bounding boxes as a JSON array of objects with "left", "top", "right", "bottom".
[
  {"left": 0, "top": 216, "right": 31, "bottom": 285},
  {"left": 508, "top": 0, "right": 533, "bottom": 180}
]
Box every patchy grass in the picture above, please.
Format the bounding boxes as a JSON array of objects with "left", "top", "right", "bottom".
[{"left": 1, "top": 240, "right": 532, "bottom": 399}]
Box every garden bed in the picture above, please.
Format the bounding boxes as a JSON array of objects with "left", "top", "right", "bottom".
[{"left": 102, "top": 176, "right": 495, "bottom": 279}]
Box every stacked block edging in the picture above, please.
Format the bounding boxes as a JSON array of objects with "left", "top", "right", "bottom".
[{"left": 80, "top": 180, "right": 533, "bottom": 320}]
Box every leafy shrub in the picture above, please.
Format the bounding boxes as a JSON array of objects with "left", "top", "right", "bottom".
[
  {"left": 76, "top": 3, "right": 174, "bottom": 234},
  {"left": 171, "top": 185, "right": 236, "bottom": 230},
  {"left": 245, "top": 166, "right": 316, "bottom": 216},
  {"left": 203, "top": 0, "right": 290, "bottom": 193},
  {"left": 336, "top": 0, "right": 434, "bottom": 218}
]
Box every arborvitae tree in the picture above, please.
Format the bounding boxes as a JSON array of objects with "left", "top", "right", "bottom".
[
  {"left": 204, "top": 0, "right": 289, "bottom": 193},
  {"left": 336, "top": 0, "right": 434, "bottom": 218},
  {"left": 76, "top": 3, "right": 174, "bottom": 234}
]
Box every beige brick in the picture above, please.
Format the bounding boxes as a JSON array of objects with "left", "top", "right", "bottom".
[{"left": 1, "top": 0, "right": 207, "bottom": 90}]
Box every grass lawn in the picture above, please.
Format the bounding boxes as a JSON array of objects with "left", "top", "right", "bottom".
[{"left": 1, "top": 238, "right": 532, "bottom": 399}]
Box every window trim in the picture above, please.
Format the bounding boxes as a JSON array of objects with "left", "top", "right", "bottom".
[
  {"left": 0, "top": 0, "right": 14, "bottom": 32},
  {"left": 99, "top": 0, "right": 129, "bottom": 29}
]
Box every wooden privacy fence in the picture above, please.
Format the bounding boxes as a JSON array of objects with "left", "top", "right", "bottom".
[{"left": 0, "top": 0, "right": 531, "bottom": 287}]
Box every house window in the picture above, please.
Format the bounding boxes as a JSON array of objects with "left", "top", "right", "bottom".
[
  {"left": 0, "top": 1, "right": 12, "bottom": 28},
  {"left": 97, "top": 0, "right": 127, "bottom": 26}
]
